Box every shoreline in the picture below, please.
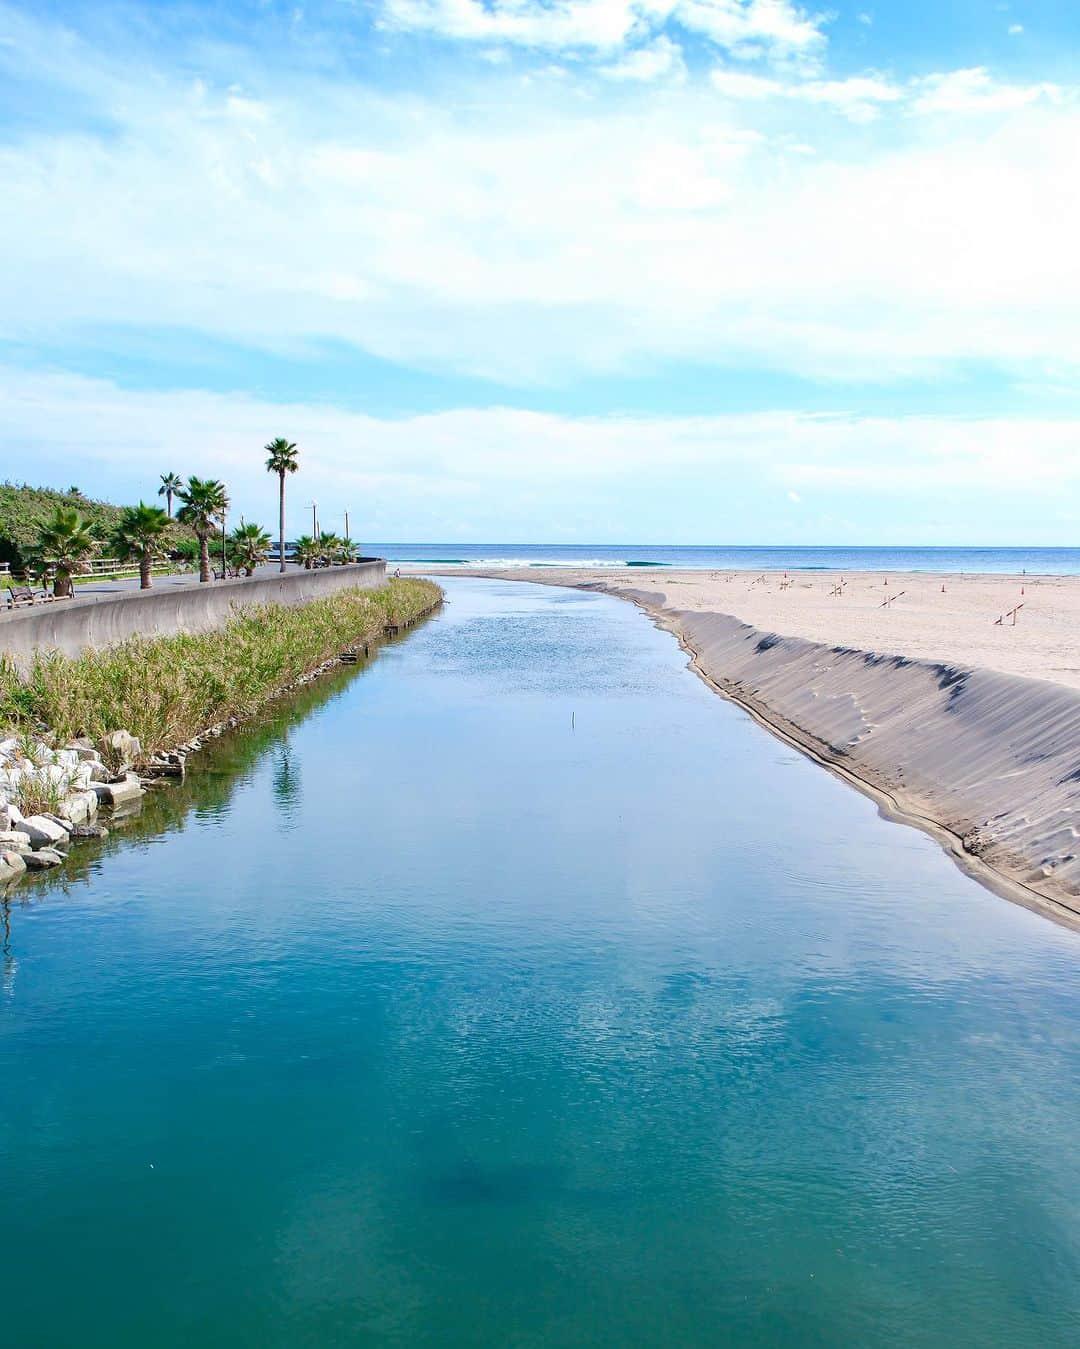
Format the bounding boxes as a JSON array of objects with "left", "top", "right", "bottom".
[
  {"left": 412, "top": 567, "right": 1080, "bottom": 929},
  {"left": 641, "top": 597, "right": 1080, "bottom": 932}
]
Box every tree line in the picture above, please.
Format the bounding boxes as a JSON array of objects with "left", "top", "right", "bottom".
[{"left": 21, "top": 439, "right": 359, "bottom": 596}]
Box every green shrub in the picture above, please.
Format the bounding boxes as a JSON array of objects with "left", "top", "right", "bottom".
[{"left": 0, "top": 579, "right": 441, "bottom": 759}]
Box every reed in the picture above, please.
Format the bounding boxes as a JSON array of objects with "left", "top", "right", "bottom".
[{"left": 0, "top": 578, "right": 441, "bottom": 758}]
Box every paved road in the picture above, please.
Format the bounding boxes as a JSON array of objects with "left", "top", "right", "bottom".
[{"left": 72, "top": 563, "right": 292, "bottom": 595}]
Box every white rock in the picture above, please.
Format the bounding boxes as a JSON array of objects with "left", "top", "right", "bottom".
[
  {"left": 0, "top": 831, "right": 32, "bottom": 852},
  {"left": 93, "top": 778, "right": 145, "bottom": 807},
  {"left": 0, "top": 849, "right": 27, "bottom": 883},
  {"left": 21, "top": 815, "right": 71, "bottom": 848},
  {"left": 23, "top": 848, "right": 64, "bottom": 870},
  {"left": 59, "top": 792, "right": 98, "bottom": 825},
  {"left": 71, "top": 763, "right": 94, "bottom": 791},
  {"left": 56, "top": 749, "right": 79, "bottom": 772}
]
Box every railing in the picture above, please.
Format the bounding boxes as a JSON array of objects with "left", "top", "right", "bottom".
[
  {"left": 3, "top": 558, "right": 180, "bottom": 584},
  {"left": 84, "top": 557, "right": 176, "bottom": 576}
]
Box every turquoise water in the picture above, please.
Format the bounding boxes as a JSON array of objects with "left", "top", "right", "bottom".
[{"left": 2, "top": 577, "right": 1079, "bottom": 1346}]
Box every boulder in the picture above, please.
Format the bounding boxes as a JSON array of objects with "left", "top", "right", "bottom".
[
  {"left": 92, "top": 777, "right": 145, "bottom": 807},
  {"left": 99, "top": 730, "right": 142, "bottom": 773},
  {"left": 146, "top": 752, "right": 186, "bottom": 780},
  {"left": 58, "top": 792, "right": 98, "bottom": 825},
  {"left": 70, "top": 823, "right": 109, "bottom": 840},
  {"left": 21, "top": 815, "right": 71, "bottom": 848},
  {"left": 0, "top": 849, "right": 27, "bottom": 884},
  {"left": 23, "top": 848, "right": 64, "bottom": 870},
  {"left": 0, "top": 831, "right": 32, "bottom": 852}
]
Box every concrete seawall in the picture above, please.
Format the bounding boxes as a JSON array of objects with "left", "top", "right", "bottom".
[
  {"left": 0, "top": 560, "right": 386, "bottom": 670},
  {"left": 632, "top": 596, "right": 1080, "bottom": 926}
]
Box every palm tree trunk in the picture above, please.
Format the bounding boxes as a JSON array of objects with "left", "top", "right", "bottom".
[
  {"left": 140, "top": 555, "right": 152, "bottom": 590},
  {"left": 198, "top": 534, "right": 211, "bottom": 583},
  {"left": 166, "top": 489, "right": 173, "bottom": 518},
  {"left": 278, "top": 470, "right": 286, "bottom": 573},
  {"left": 53, "top": 570, "right": 68, "bottom": 599}
]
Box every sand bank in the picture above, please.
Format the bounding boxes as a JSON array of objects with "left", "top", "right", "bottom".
[{"left": 413, "top": 567, "right": 1080, "bottom": 925}]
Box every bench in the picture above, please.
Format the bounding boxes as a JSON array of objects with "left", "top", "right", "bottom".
[{"left": 6, "top": 584, "right": 55, "bottom": 609}]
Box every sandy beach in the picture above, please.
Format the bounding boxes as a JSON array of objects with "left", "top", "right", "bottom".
[
  {"left": 408, "top": 567, "right": 1080, "bottom": 690},
  {"left": 407, "top": 566, "right": 1080, "bottom": 925}
]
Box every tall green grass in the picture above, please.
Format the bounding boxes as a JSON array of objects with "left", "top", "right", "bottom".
[{"left": 0, "top": 578, "right": 441, "bottom": 758}]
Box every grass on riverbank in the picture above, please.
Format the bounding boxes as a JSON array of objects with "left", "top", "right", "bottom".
[{"left": 0, "top": 578, "right": 441, "bottom": 759}]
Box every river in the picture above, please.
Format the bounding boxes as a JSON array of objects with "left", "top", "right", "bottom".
[{"left": 1, "top": 577, "right": 1078, "bottom": 1346}]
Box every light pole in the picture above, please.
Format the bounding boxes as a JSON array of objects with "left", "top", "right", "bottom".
[
  {"left": 311, "top": 500, "right": 319, "bottom": 542},
  {"left": 221, "top": 501, "right": 228, "bottom": 577},
  {"left": 344, "top": 510, "right": 350, "bottom": 560}
]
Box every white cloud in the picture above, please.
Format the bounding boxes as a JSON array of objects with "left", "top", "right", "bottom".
[
  {"left": 670, "top": 0, "right": 826, "bottom": 62},
  {"left": 709, "top": 68, "right": 782, "bottom": 97},
  {"left": 1008, "top": 24, "right": 1023, "bottom": 37},
  {"left": 2, "top": 9, "right": 1080, "bottom": 392},
  {"left": 378, "top": 0, "right": 828, "bottom": 63},
  {"left": 710, "top": 64, "right": 1067, "bottom": 122},
  {"left": 4, "top": 367, "right": 1079, "bottom": 542},
  {"left": 913, "top": 67, "right": 1061, "bottom": 114},
  {"left": 601, "top": 35, "right": 686, "bottom": 81},
  {"left": 378, "top": 0, "right": 643, "bottom": 53},
  {"left": 711, "top": 66, "right": 902, "bottom": 120}
]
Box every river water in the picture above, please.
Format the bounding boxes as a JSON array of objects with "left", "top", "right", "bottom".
[{"left": 1, "top": 578, "right": 1078, "bottom": 1346}]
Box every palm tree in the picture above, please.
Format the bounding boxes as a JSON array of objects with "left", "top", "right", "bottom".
[
  {"left": 264, "top": 438, "right": 299, "bottom": 574},
  {"left": 318, "top": 531, "right": 342, "bottom": 565},
  {"left": 292, "top": 534, "right": 319, "bottom": 569},
  {"left": 231, "top": 521, "right": 272, "bottom": 576},
  {"left": 337, "top": 535, "right": 357, "bottom": 564},
  {"left": 114, "top": 502, "right": 170, "bottom": 590},
  {"left": 176, "top": 476, "right": 229, "bottom": 583},
  {"left": 35, "top": 507, "right": 99, "bottom": 597},
  {"left": 158, "top": 471, "right": 183, "bottom": 518}
]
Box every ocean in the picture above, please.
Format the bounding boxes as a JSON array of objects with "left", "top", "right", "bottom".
[{"left": 373, "top": 543, "right": 1080, "bottom": 574}]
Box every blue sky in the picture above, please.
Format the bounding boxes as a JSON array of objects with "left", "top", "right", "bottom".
[{"left": 1, "top": 0, "right": 1079, "bottom": 543}]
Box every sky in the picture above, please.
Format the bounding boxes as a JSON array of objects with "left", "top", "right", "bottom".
[{"left": 1, "top": 0, "right": 1079, "bottom": 544}]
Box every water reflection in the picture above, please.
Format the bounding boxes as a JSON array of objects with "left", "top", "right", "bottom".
[
  {"left": 1, "top": 578, "right": 1078, "bottom": 1348},
  {"left": 272, "top": 744, "right": 302, "bottom": 829},
  {"left": 0, "top": 655, "right": 371, "bottom": 910}
]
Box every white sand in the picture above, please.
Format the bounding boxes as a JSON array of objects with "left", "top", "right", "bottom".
[{"left": 411, "top": 566, "right": 1080, "bottom": 924}]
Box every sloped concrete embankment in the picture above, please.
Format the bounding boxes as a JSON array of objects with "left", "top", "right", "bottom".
[
  {"left": 0, "top": 560, "right": 386, "bottom": 670},
  {"left": 638, "top": 600, "right": 1080, "bottom": 924}
]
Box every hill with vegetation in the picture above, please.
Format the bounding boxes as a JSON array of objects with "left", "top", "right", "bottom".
[{"left": 0, "top": 483, "right": 195, "bottom": 572}]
